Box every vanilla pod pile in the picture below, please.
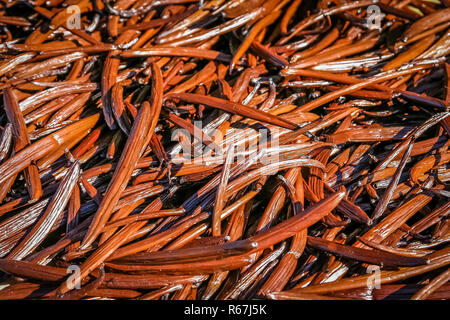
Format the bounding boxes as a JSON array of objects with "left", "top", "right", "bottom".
[{"left": 0, "top": 0, "right": 448, "bottom": 300}]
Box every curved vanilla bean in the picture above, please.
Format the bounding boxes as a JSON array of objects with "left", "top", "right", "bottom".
[
  {"left": 0, "top": 114, "right": 99, "bottom": 185},
  {"left": 165, "top": 92, "right": 298, "bottom": 130},
  {"left": 3, "top": 88, "right": 42, "bottom": 202},
  {"left": 306, "top": 236, "right": 428, "bottom": 267},
  {"left": 81, "top": 97, "right": 153, "bottom": 249},
  {"left": 7, "top": 161, "right": 81, "bottom": 260}
]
